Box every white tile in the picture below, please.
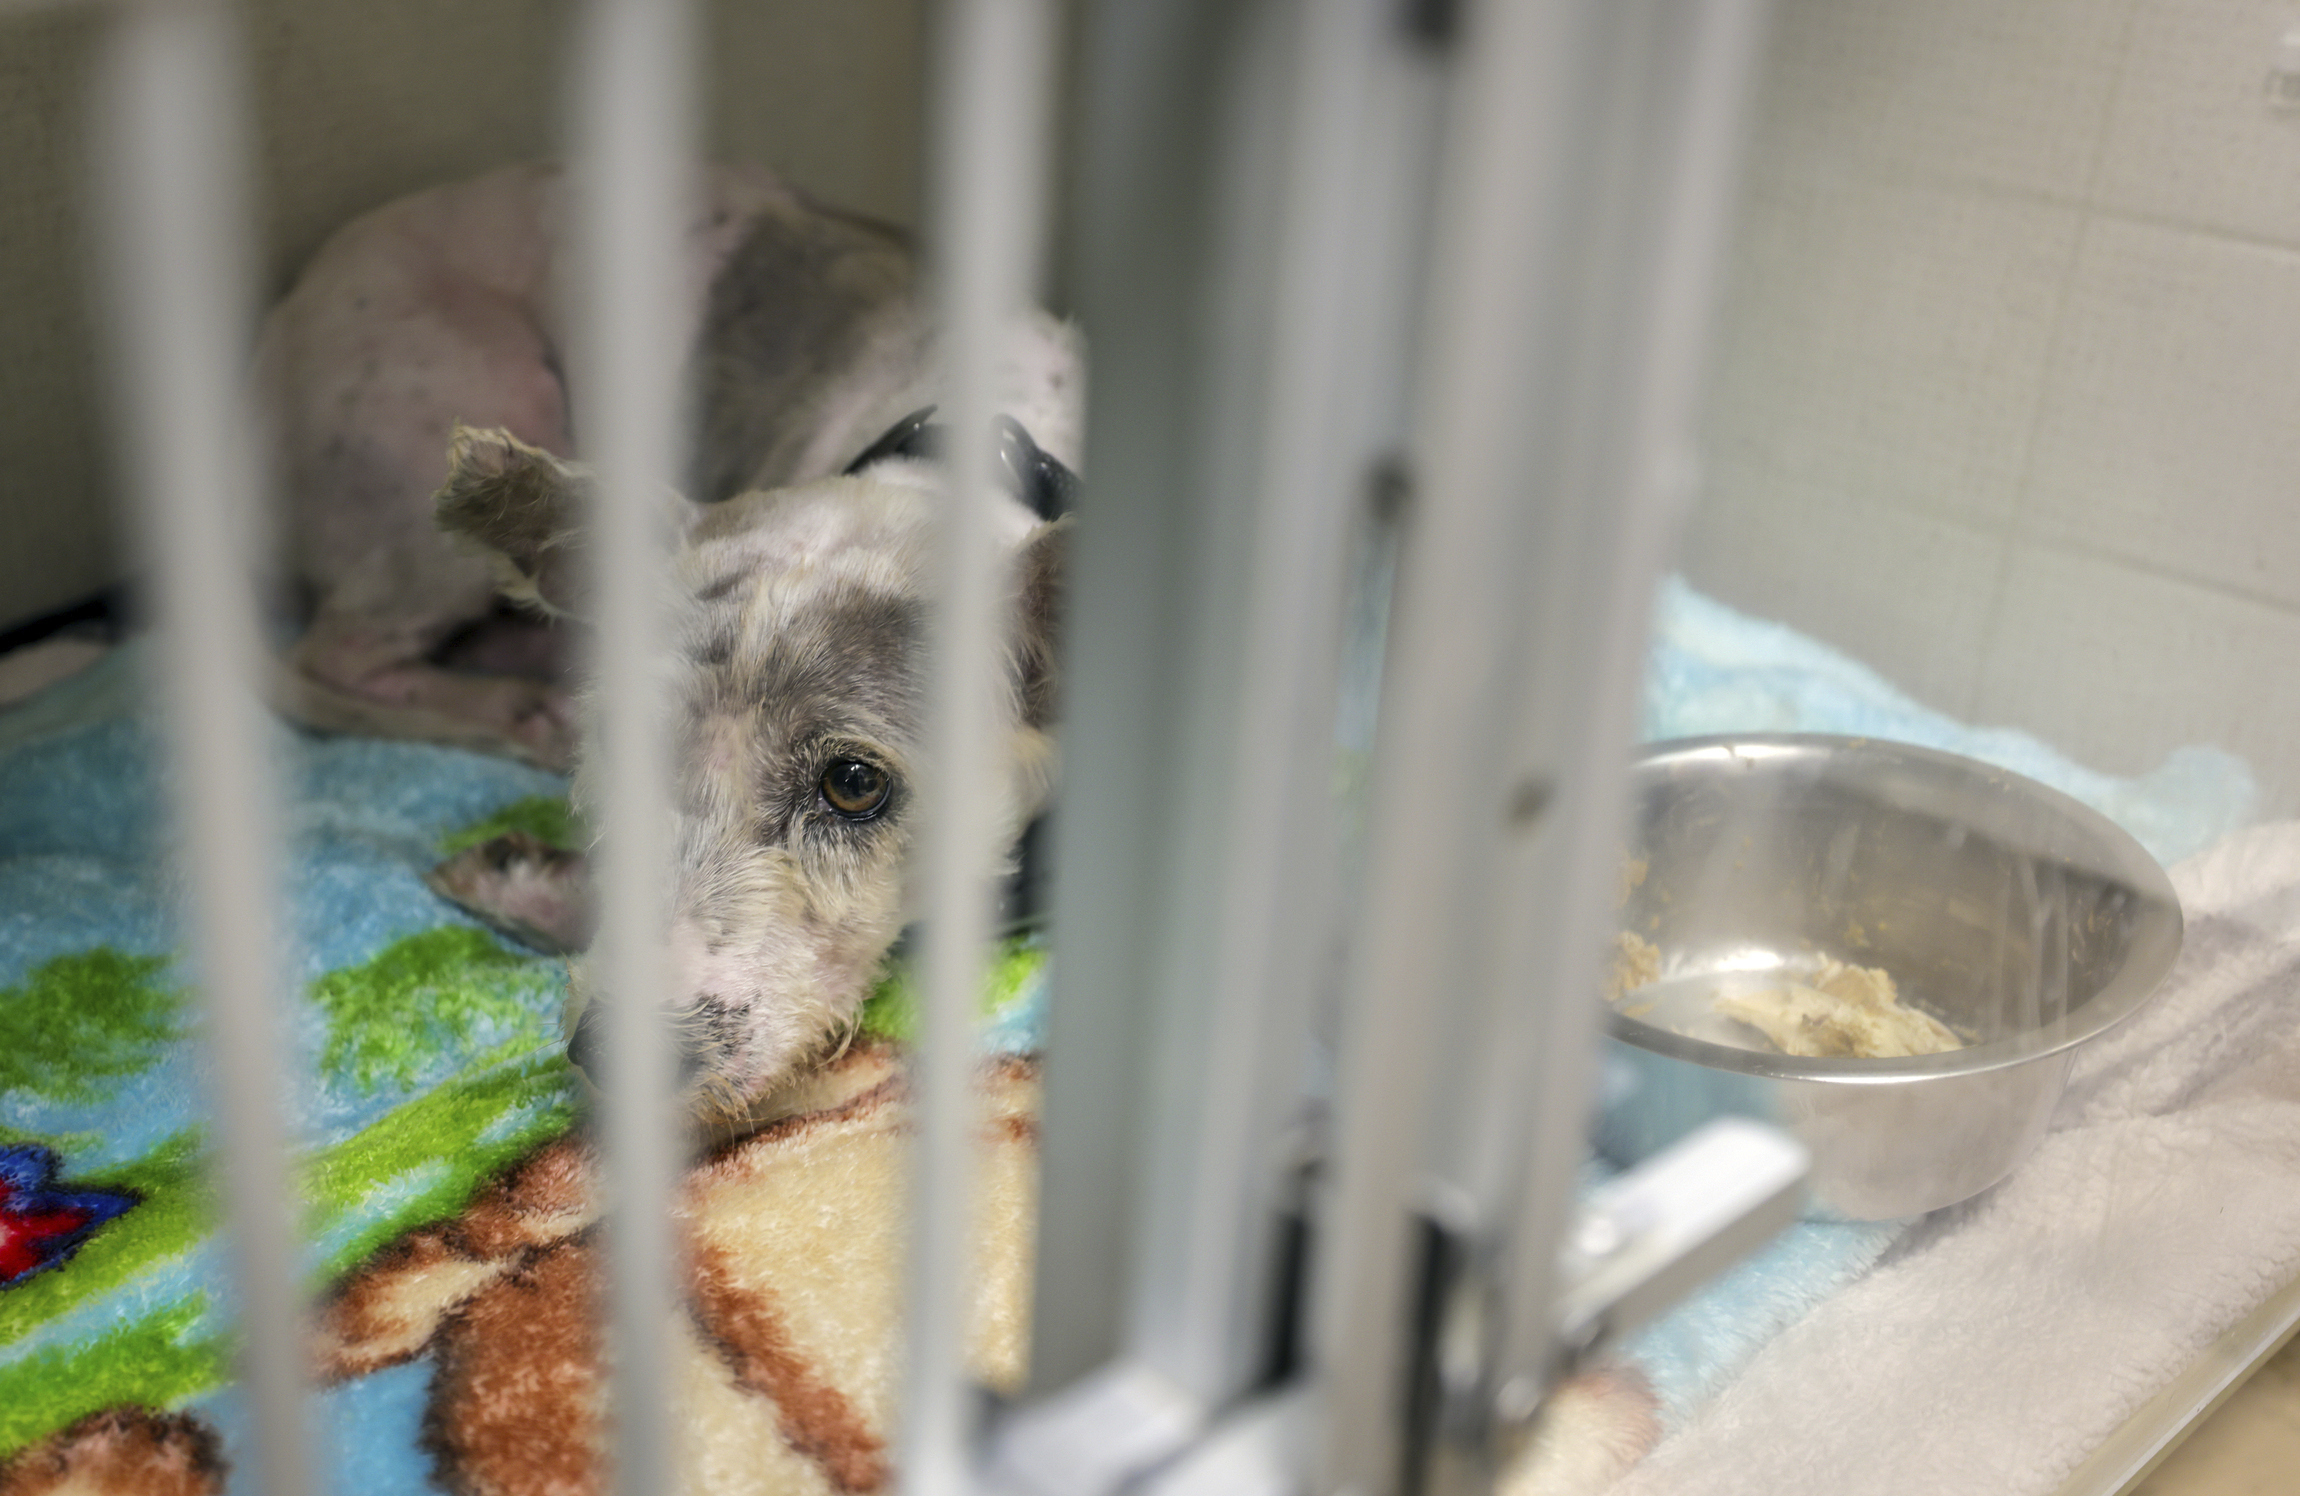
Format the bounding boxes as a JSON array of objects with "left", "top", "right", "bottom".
[
  {"left": 1973, "top": 544, "right": 2300, "bottom": 815},
  {"left": 1707, "top": 175, "right": 2082, "bottom": 533},
  {"left": 1676, "top": 466, "right": 2006, "bottom": 720},
  {"left": 2023, "top": 217, "right": 2300, "bottom": 611},
  {"left": 1744, "top": 0, "right": 2133, "bottom": 199},
  {"left": 2094, "top": 0, "right": 2300, "bottom": 248}
]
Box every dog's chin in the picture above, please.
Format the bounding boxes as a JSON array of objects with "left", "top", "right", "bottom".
[
  {"left": 680, "top": 1023, "right": 880, "bottom": 1138},
  {"left": 557, "top": 1030, "right": 784, "bottom": 1140},
  {"left": 681, "top": 1075, "right": 767, "bottom": 1134}
]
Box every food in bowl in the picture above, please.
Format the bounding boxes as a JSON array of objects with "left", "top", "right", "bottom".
[
  {"left": 1605, "top": 930, "right": 1662, "bottom": 1002},
  {"left": 1707, "top": 960, "right": 1961, "bottom": 1058},
  {"left": 1606, "top": 932, "right": 1963, "bottom": 1060}
]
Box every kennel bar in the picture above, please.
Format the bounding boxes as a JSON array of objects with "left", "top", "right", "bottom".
[
  {"left": 90, "top": 0, "right": 719, "bottom": 1490},
  {"left": 904, "top": 2, "right": 1061, "bottom": 1494},
  {"left": 1303, "top": 0, "right": 1779, "bottom": 1489},
  {"left": 1014, "top": 2, "right": 1454, "bottom": 1483},
  {"left": 1011, "top": 1, "right": 1793, "bottom": 1493},
  {"left": 567, "top": 0, "right": 698, "bottom": 1490},
  {"left": 1298, "top": 0, "right": 1635, "bottom": 1473},
  {"left": 1431, "top": 0, "right": 1776, "bottom": 1452},
  {"left": 1103, "top": 0, "right": 1397, "bottom": 1416},
  {"left": 91, "top": 3, "right": 313, "bottom": 1494},
  {"left": 1039, "top": 0, "right": 1447, "bottom": 1422}
]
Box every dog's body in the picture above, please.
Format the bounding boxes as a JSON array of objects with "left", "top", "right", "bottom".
[
  {"left": 263, "top": 163, "right": 1082, "bottom": 1121},
  {"left": 260, "top": 161, "right": 1078, "bottom": 771}
]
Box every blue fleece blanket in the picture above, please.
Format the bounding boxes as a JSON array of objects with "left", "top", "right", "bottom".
[
  {"left": 0, "top": 578, "right": 2257, "bottom": 1486},
  {"left": 0, "top": 648, "right": 578, "bottom": 1488}
]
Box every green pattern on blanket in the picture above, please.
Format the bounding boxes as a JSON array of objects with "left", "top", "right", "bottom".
[
  {"left": 0, "top": 1298, "right": 227, "bottom": 1454},
  {"left": 314, "top": 927, "right": 563, "bottom": 1094},
  {"left": 0, "top": 1057, "right": 577, "bottom": 1434},
  {"left": 858, "top": 938, "right": 1042, "bottom": 1044},
  {"left": 0, "top": 1064, "right": 577, "bottom": 1439},
  {"left": 0, "top": 950, "right": 183, "bottom": 1104},
  {"left": 0, "top": 799, "right": 583, "bottom": 1451},
  {"left": 436, "top": 792, "right": 586, "bottom": 855},
  {"left": 302, "top": 1042, "right": 577, "bottom": 1277},
  {"left": 0, "top": 788, "right": 1047, "bottom": 1463}
]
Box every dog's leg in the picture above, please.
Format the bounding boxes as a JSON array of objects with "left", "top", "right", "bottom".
[
  {"left": 261, "top": 167, "right": 586, "bottom": 768},
  {"left": 267, "top": 323, "right": 581, "bottom": 769},
  {"left": 284, "top": 603, "right": 578, "bottom": 771},
  {"left": 434, "top": 603, "right": 569, "bottom": 679}
]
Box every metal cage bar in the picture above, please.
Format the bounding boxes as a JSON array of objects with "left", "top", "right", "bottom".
[
  {"left": 1121, "top": 0, "right": 1415, "bottom": 1411},
  {"left": 904, "top": 1, "right": 1060, "bottom": 1492},
  {"left": 1035, "top": 0, "right": 1444, "bottom": 1436},
  {"left": 568, "top": 0, "right": 699, "bottom": 1491},
  {"left": 91, "top": 4, "right": 311, "bottom": 1492},
  {"left": 1472, "top": 0, "right": 1774, "bottom": 1429},
  {"left": 1310, "top": 2, "right": 1775, "bottom": 1492},
  {"left": 1304, "top": 1, "right": 1606, "bottom": 1484},
  {"left": 1014, "top": 3, "right": 1452, "bottom": 1481},
  {"left": 1024, "top": 0, "right": 1233, "bottom": 1403}
]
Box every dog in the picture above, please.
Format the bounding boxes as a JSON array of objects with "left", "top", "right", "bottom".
[
  {"left": 258, "top": 160, "right": 1078, "bottom": 769},
  {"left": 259, "top": 162, "right": 1081, "bottom": 1122}
]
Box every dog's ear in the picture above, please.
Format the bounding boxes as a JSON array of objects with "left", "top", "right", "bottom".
[
  {"left": 1008, "top": 516, "right": 1068, "bottom": 731},
  {"left": 435, "top": 425, "right": 706, "bottom": 619},
  {"left": 435, "top": 425, "right": 596, "bottom": 618}
]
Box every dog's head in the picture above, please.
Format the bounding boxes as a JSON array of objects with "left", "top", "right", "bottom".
[{"left": 436, "top": 423, "right": 1067, "bottom": 1122}]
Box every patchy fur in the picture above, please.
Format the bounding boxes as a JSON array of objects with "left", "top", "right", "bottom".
[
  {"left": 424, "top": 827, "right": 592, "bottom": 954},
  {"left": 437, "top": 431, "right": 1071, "bottom": 1122},
  {"left": 265, "top": 161, "right": 1081, "bottom": 1120},
  {"left": 261, "top": 161, "right": 1078, "bottom": 775},
  {"left": 260, "top": 163, "right": 820, "bottom": 771}
]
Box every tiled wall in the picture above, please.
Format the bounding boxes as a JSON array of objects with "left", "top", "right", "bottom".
[{"left": 1682, "top": 0, "right": 2300, "bottom": 818}]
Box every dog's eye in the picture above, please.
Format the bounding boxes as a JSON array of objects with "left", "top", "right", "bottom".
[{"left": 820, "top": 758, "right": 892, "bottom": 820}]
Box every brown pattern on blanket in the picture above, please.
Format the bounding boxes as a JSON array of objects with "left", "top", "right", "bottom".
[
  {"left": 0, "top": 1409, "right": 226, "bottom": 1496},
  {"left": 305, "top": 1041, "right": 1035, "bottom": 1495},
  {"left": 8, "top": 1042, "right": 1662, "bottom": 1496},
  {"left": 690, "top": 1240, "right": 885, "bottom": 1492},
  {"left": 427, "top": 1240, "right": 607, "bottom": 1496}
]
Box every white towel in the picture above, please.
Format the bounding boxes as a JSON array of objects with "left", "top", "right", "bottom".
[{"left": 1610, "top": 821, "right": 2300, "bottom": 1496}]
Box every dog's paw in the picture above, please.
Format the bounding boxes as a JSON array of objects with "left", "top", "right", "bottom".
[{"left": 426, "top": 829, "right": 592, "bottom": 954}]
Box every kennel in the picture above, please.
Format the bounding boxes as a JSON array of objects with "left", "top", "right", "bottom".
[{"left": 1, "top": 1, "right": 2297, "bottom": 1494}]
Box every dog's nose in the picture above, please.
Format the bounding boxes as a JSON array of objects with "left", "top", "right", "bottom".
[
  {"left": 565, "top": 1006, "right": 601, "bottom": 1082},
  {"left": 565, "top": 1007, "right": 708, "bottom": 1092}
]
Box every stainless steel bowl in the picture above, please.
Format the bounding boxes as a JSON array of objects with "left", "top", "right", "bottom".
[{"left": 1595, "top": 734, "right": 2184, "bottom": 1220}]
